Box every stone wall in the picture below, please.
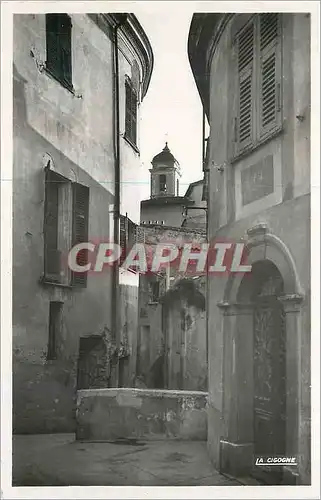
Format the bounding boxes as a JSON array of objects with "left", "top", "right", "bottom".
[
  {"left": 76, "top": 388, "right": 208, "bottom": 441},
  {"left": 198, "top": 13, "right": 311, "bottom": 484},
  {"left": 13, "top": 14, "right": 150, "bottom": 433}
]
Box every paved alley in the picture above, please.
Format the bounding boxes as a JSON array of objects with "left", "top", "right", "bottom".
[{"left": 13, "top": 434, "right": 240, "bottom": 486}]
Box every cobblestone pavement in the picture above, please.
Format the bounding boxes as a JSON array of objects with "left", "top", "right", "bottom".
[{"left": 13, "top": 434, "right": 241, "bottom": 486}]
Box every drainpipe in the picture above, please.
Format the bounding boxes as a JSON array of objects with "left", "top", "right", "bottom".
[
  {"left": 202, "top": 108, "right": 210, "bottom": 381},
  {"left": 112, "top": 14, "right": 127, "bottom": 388}
]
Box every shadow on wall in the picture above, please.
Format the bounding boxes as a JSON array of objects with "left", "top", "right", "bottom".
[{"left": 146, "top": 354, "right": 165, "bottom": 388}]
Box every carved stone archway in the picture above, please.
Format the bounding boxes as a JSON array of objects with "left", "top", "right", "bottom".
[{"left": 218, "top": 224, "right": 304, "bottom": 485}]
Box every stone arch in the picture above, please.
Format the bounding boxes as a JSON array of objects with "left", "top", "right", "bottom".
[
  {"left": 42, "top": 152, "right": 78, "bottom": 182},
  {"left": 223, "top": 224, "right": 303, "bottom": 304},
  {"left": 218, "top": 224, "right": 304, "bottom": 484}
]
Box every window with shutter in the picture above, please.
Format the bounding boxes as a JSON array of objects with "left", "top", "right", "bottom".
[
  {"left": 119, "top": 215, "right": 138, "bottom": 271},
  {"left": 232, "top": 14, "right": 282, "bottom": 159},
  {"left": 71, "top": 183, "right": 89, "bottom": 287},
  {"left": 131, "top": 86, "right": 137, "bottom": 145},
  {"left": 46, "top": 14, "right": 73, "bottom": 91},
  {"left": 125, "top": 79, "right": 138, "bottom": 146},
  {"left": 44, "top": 169, "right": 63, "bottom": 283},
  {"left": 119, "top": 214, "right": 127, "bottom": 267},
  {"left": 258, "top": 13, "right": 282, "bottom": 138},
  {"left": 237, "top": 22, "right": 255, "bottom": 152}
]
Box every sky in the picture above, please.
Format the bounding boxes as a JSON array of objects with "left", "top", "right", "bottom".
[{"left": 136, "top": 9, "right": 204, "bottom": 200}]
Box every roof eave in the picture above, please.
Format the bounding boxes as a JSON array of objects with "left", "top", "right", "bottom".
[
  {"left": 99, "top": 13, "right": 154, "bottom": 99},
  {"left": 187, "top": 13, "right": 232, "bottom": 119}
]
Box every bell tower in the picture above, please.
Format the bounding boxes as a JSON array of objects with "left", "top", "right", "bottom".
[{"left": 149, "top": 143, "right": 181, "bottom": 198}]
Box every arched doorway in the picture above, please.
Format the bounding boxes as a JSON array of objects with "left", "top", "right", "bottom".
[
  {"left": 238, "top": 260, "right": 286, "bottom": 483},
  {"left": 218, "top": 227, "right": 304, "bottom": 484}
]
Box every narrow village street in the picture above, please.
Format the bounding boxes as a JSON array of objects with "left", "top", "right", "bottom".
[
  {"left": 13, "top": 434, "right": 240, "bottom": 486},
  {"left": 4, "top": 5, "right": 313, "bottom": 496}
]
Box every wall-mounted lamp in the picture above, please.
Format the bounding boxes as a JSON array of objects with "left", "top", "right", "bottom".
[{"left": 211, "top": 161, "right": 226, "bottom": 173}]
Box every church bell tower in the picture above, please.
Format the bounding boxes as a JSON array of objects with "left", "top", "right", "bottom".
[{"left": 149, "top": 143, "right": 181, "bottom": 198}]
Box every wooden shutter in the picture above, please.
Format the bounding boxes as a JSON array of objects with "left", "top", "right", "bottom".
[
  {"left": 127, "top": 218, "right": 137, "bottom": 251},
  {"left": 46, "top": 14, "right": 60, "bottom": 78},
  {"left": 236, "top": 21, "right": 255, "bottom": 153},
  {"left": 119, "top": 214, "right": 127, "bottom": 266},
  {"left": 46, "top": 14, "right": 72, "bottom": 88},
  {"left": 258, "top": 14, "right": 282, "bottom": 138},
  {"left": 136, "top": 225, "right": 145, "bottom": 244},
  {"left": 44, "top": 170, "right": 62, "bottom": 282},
  {"left": 71, "top": 183, "right": 89, "bottom": 287},
  {"left": 60, "top": 15, "right": 72, "bottom": 88},
  {"left": 125, "top": 82, "right": 132, "bottom": 140},
  {"left": 127, "top": 219, "right": 138, "bottom": 272},
  {"left": 131, "top": 86, "right": 137, "bottom": 145},
  {"left": 125, "top": 80, "right": 137, "bottom": 145}
]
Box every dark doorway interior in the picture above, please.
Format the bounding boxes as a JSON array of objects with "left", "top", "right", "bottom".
[{"left": 76, "top": 336, "right": 107, "bottom": 390}]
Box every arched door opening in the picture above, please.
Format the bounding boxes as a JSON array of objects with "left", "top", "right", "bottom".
[{"left": 238, "top": 260, "right": 286, "bottom": 484}]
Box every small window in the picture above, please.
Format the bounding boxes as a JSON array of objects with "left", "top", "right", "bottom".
[
  {"left": 159, "top": 174, "right": 167, "bottom": 193},
  {"left": 46, "top": 14, "right": 73, "bottom": 91},
  {"left": 125, "top": 79, "right": 138, "bottom": 146},
  {"left": 150, "top": 281, "right": 160, "bottom": 302},
  {"left": 47, "top": 301, "right": 63, "bottom": 360}
]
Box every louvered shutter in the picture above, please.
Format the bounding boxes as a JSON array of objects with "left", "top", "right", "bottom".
[
  {"left": 46, "top": 14, "right": 60, "bottom": 78},
  {"left": 131, "top": 87, "right": 137, "bottom": 145},
  {"left": 44, "top": 170, "right": 62, "bottom": 282},
  {"left": 46, "top": 14, "right": 72, "bottom": 88},
  {"left": 136, "top": 225, "right": 145, "bottom": 244},
  {"left": 258, "top": 14, "right": 282, "bottom": 138},
  {"left": 125, "top": 82, "right": 132, "bottom": 140},
  {"left": 127, "top": 219, "right": 137, "bottom": 251},
  {"left": 236, "top": 22, "right": 255, "bottom": 153},
  {"left": 125, "top": 80, "right": 138, "bottom": 145},
  {"left": 60, "top": 15, "right": 72, "bottom": 88},
  {"left": 119, "top": 215, "right": 127, "bottom": 266},
  {"left": 71, "top": 183, "right": 89, "bottom": 287}
]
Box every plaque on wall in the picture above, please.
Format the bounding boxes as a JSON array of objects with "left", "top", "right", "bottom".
[{"left": 241, "top": 155, "right": 274, "bottom": 206}]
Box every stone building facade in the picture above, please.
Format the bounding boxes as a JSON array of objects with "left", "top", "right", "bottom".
[
  {"left": 13, "top": 13, "right": 153, "bottom": 432},
  {"left": 188, "top": 13, "right": 311, "bottom": 484},
  {"left": 136, "top": 225, "right": 207, "bottom": 391}
]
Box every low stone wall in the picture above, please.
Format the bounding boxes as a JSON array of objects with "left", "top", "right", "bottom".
[{"left": 76, "top": 388, "right": 208, "bottom": 441}]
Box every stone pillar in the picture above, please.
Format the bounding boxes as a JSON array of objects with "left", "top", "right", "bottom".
[
  {"left": 278, "top": 294, "right": 303, "bottom": 484},
  {"left": 218, "top": 302, "right": 254, "bottom": 477}
]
